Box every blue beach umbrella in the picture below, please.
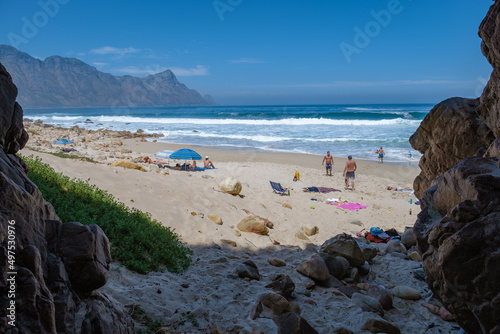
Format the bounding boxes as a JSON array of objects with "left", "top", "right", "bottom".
[
  {"left": 154, "top": 150, "right": 174, "bottom": 160},
  {"left": 54, "top": 139, "right": 74, "bottom": 144},
  {"left": 169, "top": 148, "right": 202, "bottom": 160}
]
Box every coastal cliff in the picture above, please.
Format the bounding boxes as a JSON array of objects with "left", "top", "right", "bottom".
[
  {"left": 410, "top": 1, "right": 500, "bottom": 333},
  {"left": 0, "top": 45, "right": 214, "bottom": 109},
  {"left": 0, "top": 63, "right": 134, "bottom": 333}
]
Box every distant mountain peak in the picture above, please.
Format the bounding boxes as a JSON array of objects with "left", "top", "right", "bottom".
[{"left": 0, "top": 45, "right": 214, "bottom": 108}]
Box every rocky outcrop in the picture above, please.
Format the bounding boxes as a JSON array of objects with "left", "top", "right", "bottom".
[
  {"left": 414, "top": 157, "right": 500, "bottom": 333},
  {"left": 478, "top": 2, "right": 500, "bottom": 139},
  {"left": 0, "top": 62, "right": 134, "bottom": 333},
  {"left": 410, "top": 3, "right": 500, "bottom": 333},
  {"left": 409, "top": 97, "right": 494, "bottom": 198}
]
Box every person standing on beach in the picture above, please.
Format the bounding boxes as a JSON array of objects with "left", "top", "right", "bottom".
[
  {"left": 322, "top": 151, "right": 334, "bottom": 176},
  {"left": 343, "top": 155, "right": 357, "bottom": 190},
  {"left": 376, "top": 147, "right": 385, "bottom": 164}
]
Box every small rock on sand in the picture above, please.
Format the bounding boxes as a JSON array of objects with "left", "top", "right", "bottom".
[
  {"left": 208, "top": 214, "right": 223, "bottom": 225},
  {"left": 220, "top": 239, "right": 237, "bottom": 247},
  {"left": 391, "top": 285, "right": 421, "bottom": 300},
  {"left": 301, "top": 225, "right": 319, "bottom": 236},
  {"left": 268, "top": 258, "right": 286, "bottom": 267}
]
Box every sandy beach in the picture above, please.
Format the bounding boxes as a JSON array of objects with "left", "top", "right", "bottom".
[{"left": 20, "top": 121, "right": 461, "bottom": 333}]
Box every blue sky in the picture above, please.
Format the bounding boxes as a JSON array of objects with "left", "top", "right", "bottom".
[{"left": 0, "top": 0, "right": 494, "bottom": 105}]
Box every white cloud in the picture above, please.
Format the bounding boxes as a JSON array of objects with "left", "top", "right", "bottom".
[
  {"left": 90, "top": 46, "right": 141, "bottom": 56},
  {"left": 170, "top": 65, "right": 209, "bottom": 77},
  {"left": 115, "top": 65, "right": 208, "bottom": 77},
  {"left": 227, "top": 58, "right": 267, "bottom": 64},
  {"left": 92, "top": 62, "right": 108, "bottom": 67},
  {"left": 287, "top": 79, "right": 471, "bottom": 88},
  {"left": 115, "top": 66, "right": 168, "bottom": 76}
]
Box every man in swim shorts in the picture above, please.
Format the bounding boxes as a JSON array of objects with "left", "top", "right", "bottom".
[
  {"left": 376, "top": 147, "right": 385, "bottom": 164},
  {"left": 343, "top": 155, "right": 357, "bottom": 190},
  {"left": 322, "top": 151, "right": 334, "bottom": 176}
]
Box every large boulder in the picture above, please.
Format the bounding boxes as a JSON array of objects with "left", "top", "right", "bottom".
[
  {"left": 409, "top": 97, "right": 494, "bottom": 198},
  {"left": 276, "top": 312, "right": 319, "bottom": 334},
  {"left": 218, "top": 177, "right": 242, "bottom": 195},
  {"left": 0, "top": 62, "right": 134, "bottom": 333},
  {"left": 58, "top": 222, "right": 111, "bottom": 292},
  {"left": 237, "top": 216, "right": 269, "bottom": 235},
  {"left": 319, "top": 253, "right": 350, "bottom": 279},
  {"left": 296, "top": 254, "right": 330, "bottom": 282},
  {"left": 320, "top": 233, "right": 365, "bottom": 267},
  {"left": 414, "top": 157, "right": 500, "bottom": 333}
]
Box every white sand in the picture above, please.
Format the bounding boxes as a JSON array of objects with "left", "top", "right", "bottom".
[{"left": 20, "top": 122, "right": 460, "bottom": 333}]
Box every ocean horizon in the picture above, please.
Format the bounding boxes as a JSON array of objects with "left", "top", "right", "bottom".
[{"left": 23, "top": 103, "right": 431, "bottom": 165}]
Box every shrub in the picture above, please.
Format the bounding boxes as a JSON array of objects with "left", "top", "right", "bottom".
[{"left": 22, "top": 155, "right": 192, "bottom": 274}]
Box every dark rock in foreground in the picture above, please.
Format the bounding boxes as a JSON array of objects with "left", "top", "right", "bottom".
[
  {"left": 409, "top": 97, "right": 494, "bottom": 199},
  {"left": 0, "top": 62, "right": 134, "bottom": 333},
  {"left": 414, "top": 157, "right": 500, "bottom": 334},
  {"left": 410, "top": 2, "right": 500, "bottom": 333}
]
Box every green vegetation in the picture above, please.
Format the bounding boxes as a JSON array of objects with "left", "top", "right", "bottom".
[
  {"left": 43, "top": 151, "right": 100, "bottom": 164},
  {"left": 22, "top": 155, "right": 192, "bottom": 274},
  {"left": 128, "top": 305, "right": 165, "bottom": 334}
]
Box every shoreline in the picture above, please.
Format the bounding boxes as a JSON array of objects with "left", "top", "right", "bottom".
[
  {"left": 143, "top": 138, "right": 421, "bottom": 168},
  {"left": 123, "top": 139, "right": 420, "bottom": 185}
]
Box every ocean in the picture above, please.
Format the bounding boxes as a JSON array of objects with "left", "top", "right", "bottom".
[{"left": 22, "top": 104, "right": 431, "bottom": 164}]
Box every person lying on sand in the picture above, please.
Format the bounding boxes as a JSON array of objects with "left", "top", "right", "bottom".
[{"left": 386, "top": 186, "right": 413, "bottom": 191}]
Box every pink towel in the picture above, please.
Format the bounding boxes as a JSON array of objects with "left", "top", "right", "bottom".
[{"left": 337, "top": 203, "right": 367, "bottom": 211}]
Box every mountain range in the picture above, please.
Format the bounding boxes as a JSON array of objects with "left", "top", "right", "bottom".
[{"left": 0, "top": 45, "right": 214, "bottom": 109}]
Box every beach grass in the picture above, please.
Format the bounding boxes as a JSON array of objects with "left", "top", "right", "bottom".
[
  {"left": 21, "top": 155, "right": 192, "bottom": 274},
  {"left": 44, "top": 151, "right": 101, "bottom": 164}
]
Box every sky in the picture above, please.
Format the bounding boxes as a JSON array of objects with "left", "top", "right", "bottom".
[{"left": 0, "top": 0, "right": 495, "bottom": 105}]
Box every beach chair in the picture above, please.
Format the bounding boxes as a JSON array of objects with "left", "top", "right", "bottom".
[{"left": 270, "top": 181, "right": 290, "bottom": 196}]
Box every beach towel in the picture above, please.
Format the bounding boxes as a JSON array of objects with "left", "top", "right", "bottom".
[
  {"left": 336, "top": 203, "right": 367, "bottom": 211},
  {"left": 304, "top": 187, "right": 341, "bottom": 193}
]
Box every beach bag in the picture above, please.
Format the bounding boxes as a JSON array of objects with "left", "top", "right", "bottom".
[
  {"left": 385, "top": 228, "right": 399, "bottom": 237},
  {"left": 295, "top": 170, "right": 300, "bottom": 181}
]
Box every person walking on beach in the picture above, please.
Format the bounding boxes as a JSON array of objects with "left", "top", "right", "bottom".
[
  {"left": 343, "top": 155, "right": 357, "bottom": 190},
  {"left": 376, "top": 147, "right": 385, "bottom": 164},
  {"left": 322, "top": 151, "right": 334, "bottom": 176}
]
